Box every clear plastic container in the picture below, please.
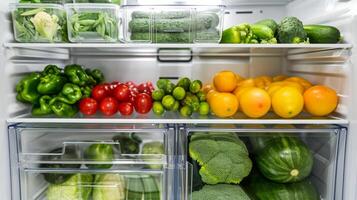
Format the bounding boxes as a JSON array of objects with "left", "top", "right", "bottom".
[
  {"left": 71, "top": 0, "right": 121, "bottom": 4},
  {"left": 11, "top": 3, "right": 68, "bottom": 43},
  {"left": 120, "top": 5, "right": 225, "bottom": 43},
  {"left": 65, "top": 3, "right": 120, "bottom": 43},
  {"left": 16, "top": 0, "right": 68, "bottom": 4}
]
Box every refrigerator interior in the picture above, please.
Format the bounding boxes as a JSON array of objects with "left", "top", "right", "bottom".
[{"left": 1, "top": 0, "right": 357, "bottom": 199}]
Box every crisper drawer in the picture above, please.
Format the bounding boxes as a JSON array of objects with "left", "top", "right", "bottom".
[
  {"left": 178, "top": 125, "right": 346, "bottom": 200},
  {"left": 8, "top": 124, "right": 174, "bottom": 200}
]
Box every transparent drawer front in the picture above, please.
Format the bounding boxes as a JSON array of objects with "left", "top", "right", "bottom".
[
  {"left": 179, "top": 125, "right": 346, "bottom": 200},
  {"left": 120, "top": 5, "right": 224, "bottom": 43},
  {"left": 9, "top": 124, "right": 173, "bottom": 200},
  {"left": 65, "top": 3, "right": 120, "bottom": 43}
]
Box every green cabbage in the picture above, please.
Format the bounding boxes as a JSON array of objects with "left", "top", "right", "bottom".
[{"left": 46, "top": 173, "right": 93, "bottom": 200}]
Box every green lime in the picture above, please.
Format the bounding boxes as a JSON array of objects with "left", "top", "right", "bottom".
[
  {"left": 162, "top": 95, "right": 175, "bottom": 110},
  {"left": 152, "top": 101, "right": 165, "bottom": 115},
  {"left": 164, "top": 82, "right": 175, "bottom": 94},
  {"left": 173, "top": 86, "right": 186, "bottom": 100},
  {"left": 189, "top": 80, "right": 202, "bottom": 94},
  {"left": 177, "top": 77, "right": 191, "bottom": 91},
  {"left": 152, "top": 89, "right": 165, "bottom": 101},
  {"left": 172, "top": 101, "right": 180, "bottom": 111},
  {"left": 191, "top": 101, "right": 200, "bottom": 112},
  {"left": 180, "top": 105, "right": 192, "bottom": 117},
  {"left": 199, "top": 102, "right": 210, "bottom": 115},
  {"left": 196, "top": 91, "right": 206, "bottom": 102},
  {"left": 156, "top": 79, "right": 169, "bottom": 89}
]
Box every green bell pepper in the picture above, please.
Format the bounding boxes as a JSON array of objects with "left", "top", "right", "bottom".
[
  {"left": 51, "top": 83, "right": 82, "bottom": 105},
  {"left": 31, "top": 95, "right": 53, "bottom": 116},
  {"left": 37, "top": 74, "right": 67, "bottom": 95},
  {"left": 16, "top": 72, "right": 41, "bottom": 104},
  {"left": 64, "top": 64, "right": 96, "bottom": 86},
  {"left": 86, "top": 68, "right": 104, "bottom": 84},
  {"left": 42, "top": 65, "right": 62, "bottom": 75},
  {"left": 81, "top": 86, "right": 92, "bottom": 98},
  {"left": 49, "top": 98, "right": 78, "bottom": 117}
]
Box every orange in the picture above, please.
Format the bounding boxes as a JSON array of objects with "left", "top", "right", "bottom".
[
  {"left": 237, "top": 78, "right": 256, "bottom": 88},
  {"left": 285, "top": 77, "right": 312, "bottom": 91},
  {"left": 254, "top": 76, "right": 272, "bottom": 89},
  {"left": 206, "top": 90, "right": 218, "bottom": 104},
  {"left": 239, "top": 87, "right": 271, "bottom": 118},
  {"left": 202, "top": 83, "right": 215, "bottom": 94},
  {"left": 209, "top": 92, "right": 239, "bottom": 118},
  {"left": 235, "top": 74, "right": 245, "bottom": 82},
  {"left": 267, "top": 81, "right": 304, "bottom": 96},
  {"left": 213, "top": 71, "right": 238, "bottom": 92},
  {"left": 273, "top": 75, "right": 289, "bottom": 82},
  {"left": 272, "top": 86, "right": 304, "bottom": 118},
  {"left": 303, "top": 85, "right": 338, "bottom": 116}
]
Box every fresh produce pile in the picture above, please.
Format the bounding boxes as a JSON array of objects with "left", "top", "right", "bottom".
[
  {"left": 129, "top": 11, "right": 221, "bottom": 43},
  {"left": 12, "top": 6, "right": 68, "bottom": 42},
  {"left": 44, "top": 134, "right": 164, "bottom": 200},
  {"left": 68, "top": 9, "right": 119, "bottom": 42},
  {"left": 221, "top": 17, "right": 342, "bottom": 44},
  {"left": 79, "top": 81, "right": 154, "bottom": 116},
  {"left": 16, "top": 64, "right": 104, "bottom": 117},
  {"left": 151, "top": 78, "right": 210, "bottom": 117},
  {"left": 190, "top": 131, "right": 318, "bottom": 200},
  {"left": 205, "top": 70, "right": 338, "bottom": 118}
]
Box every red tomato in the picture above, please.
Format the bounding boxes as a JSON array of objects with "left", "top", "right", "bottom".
[
  {"left": 92, "top": 85, "right": 108, "bottom": 101},
  {"left": 110, "top": 81, "right": 121, "bottom": 90},
  {"left": 118, "top": 102, "right": 134, "bottom": 115},
  {"left": 138, "top": 83, "right": 148, "bottom": 93},
  {"left": 113, "top": 84, "right": 130, "bottom": 102},
  {"left": 134, "top": 93, "right": 153, "bottom": 114},
  {"left": 99, "top": 97, "right": 118, "bottom": 116},
  {"left": 102, "top": 83, "right": 111, "bottom": 93},
  {"left": 79, "top": 98, "right": 98, "bottom": 115}
]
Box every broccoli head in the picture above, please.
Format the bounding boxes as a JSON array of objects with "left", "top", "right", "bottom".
[
  {"left": 192, "top": 184, "right": 251, "bottom": 200},
  {"left": 189, "top": 132, "right": 252, "bottom": 184},
  {"left": 278, "top": 16, "right": 308, "bottom": 43}
]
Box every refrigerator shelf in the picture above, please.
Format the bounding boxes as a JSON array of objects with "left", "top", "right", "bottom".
[{"left": 7, "top": 112, "right": 348, "bottom": 125}]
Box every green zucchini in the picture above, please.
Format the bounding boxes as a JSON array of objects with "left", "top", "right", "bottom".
[{"left": 304, "top": 25, "right": 341, "bottom": 43}]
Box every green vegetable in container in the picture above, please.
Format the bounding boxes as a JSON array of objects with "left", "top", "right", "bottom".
[
  {"left": 132, "top": 10, "right": 191, "bottom": 19},
  {"left": 93, "top": 174, "right": 125, "bottom": 200},
  {"left": 64, "top": 64, "right": 96, "bottom": 86},
  {"left": 112, "top": 133, "right": 142, "bottom": 154},
  {"left": 86, "top": 68, "right": 105, "bottom": 84},
  {"left": 69, "top": 11, "right": 118, "bottom": 42},
  {"left": 304, "top": 25, "right": 342, "bottom": 44},
  {"left": 142, "top": 141, "right": 164, "bottom": 169},
  {"left": 84, "top": 144, "right": 114, "bottom": 169},
  {"left": 12, "top": 7, "right": 67, "bottom": 42},
  {"left": 278, "top": 16, "right": 308, "bottom": 43},
  {"left": 16, "top": 72, "right": 41, "bottom": 104},
  {"left": 41, "top": 64, "right": 62, "bottom": 75},
  {"left": 37, "top": 73, "right": 67, "bottom": 95},
  {"left": 41, "top": 146, "right": 81, "bottom": 184},
  {"left": 81, "top": 86, "right": 92, "bottom": 98},
  {"left": 131, "top": 30, "right": 220, "bottom": 43},
  {"left": 32, "top": 95, "right": 53, "bottom": 116},
  {"left": 192, "top": 184, "right": 251, "bottom": 200},
  {"left": 51, "top": 83, "right": 82, "bottom": 104},
  {"left": 189, "top": 132, "right": 252, "bottom": 184},
  {"left": 46, "top": 173, "right": 93, "bottom": 200}
]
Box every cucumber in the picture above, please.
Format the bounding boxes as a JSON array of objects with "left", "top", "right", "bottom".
[{"left": 304, "top": 25, "right": 341, "bottom": 43}]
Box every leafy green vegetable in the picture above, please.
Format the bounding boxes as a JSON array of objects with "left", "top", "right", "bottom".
[
  {"left": 69, "top": 11, "right": 118, "bottom": 42},
  {"left": 84, "top": 144, "right": 114, "bottom": 169},
  {"left": 278, "top": 16, "right": 308, "bottom": 43},
  {"left": 93, "top": 174, "right": 125, "bottom": 200},
  {"left": 12, "top": 7, "right": 67, "bottom": 42},
  {"left": 142, "top": 142, "right": 164, "bottom": 169},
  {"left": 192, "top": 184, "right": 251, "bottom": 200},
  {"left": 46, "top": 173, "right": 93, "bottom": 200},
  {"left": 189, "top": 132, "right": 252, "bottom": 184}
]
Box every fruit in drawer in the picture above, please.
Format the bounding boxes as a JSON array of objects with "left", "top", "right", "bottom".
[
  {"left": 255, "top": 137, "right": 313, "bottom": 183},
  {"left": 189, "top": 132, "right": 252, "bottom": 184},
  {"left": 84, "top": 144, "right": 114, "bottom": 169},
  {"left": 113, "top": 84, "right": 131, "bottom": 102},
  {"left": 248, "top": 174, "right": 319, "bottom": 200},
  {"left": 303, "top": 85, "right": 338, "bottom": 116},
  {"left": 192, "top": 184, "right": 251, "bottom": 200},
  {"left": 190, "top": 80, "right": 203, "bottom": 94},
  {"left": 272, "top": 86, "right": 304, "bottom": 118},
  {"left": 267, "top": 81, "right": 304, "bottom": 96},
  {"left": 237, "top": 78, "right": 256, "bottom": 88},
  {"left": 213, "top": 71, "right": 238, "bottom": 92},
  {"left": 272, "top": 75, "right": 288, "bottom": 82},
  {"left": 42, "top": 146, "right": 81, "bottom": 184},
  {"left": 239, "top": 87, "right": 271, "bottom": 118},
  {"left": 284, "top": 77, "right": 312, "bottom": 91},
  {"left": 209, "top": 92, "right": 238, "bottom": 118},
  {"left": 93, "top": 174, "right": 125, "bottom": 200}
]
